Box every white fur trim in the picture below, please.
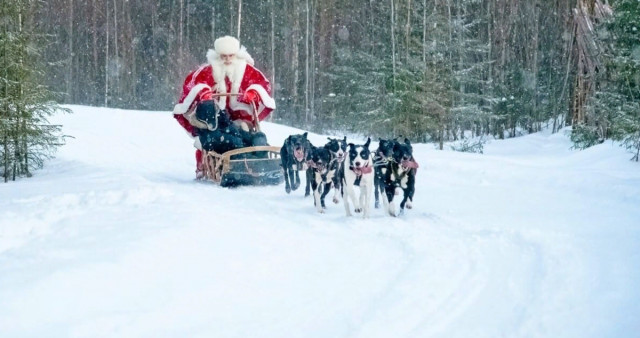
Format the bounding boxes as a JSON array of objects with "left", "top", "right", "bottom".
[
  {"left": 206, "top": 49, "right": 217, "bottom": 64},
  {"left": 173, "top": 83, "right": 210, "bottom": 114},
  {"left": 229, "top": 100, "right": 252, "bottom": 113},
  {"left": 237, "top": 46, "right": 255, "bottom": 66},
  {"left": 246, "top": 84, "right": 276, "bottom": 109},
  {"left": 193, "top": 137, "right": 202, "bottom": 150},
  {"left": 214, "top": 35, "right": 240, "bottom": 55},
  {"left": 184, "top": 129, "right": 196, "bottom": 139},
  {"left": 188, "top": 64, "right": 209, "bottom": 88}
]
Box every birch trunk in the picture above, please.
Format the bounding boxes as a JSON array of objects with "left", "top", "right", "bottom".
[
  {"left": 422, "top": 0, "right": 426, "bottom": 64},
  {"left": 67, "top": 0, "right": 73, "bottom": 99},
  {"left": 532, "top": 0, "right": 539, "bottom": 131},
  {"left": 390, "top": 0, "right": 396, "bottom": 91},
  {"left": 292, "top": 0, "right": 300, "bottom": 114},
  {"left": 105, "top": 0, "right": 109, "bottom": 106},
  {"left": 310, "top": 0, "right": 316, "bottom": 120},
  {"left": 405, "top": 0, "right": 412, "bottom": 62},
  {"left": 179, "top": 0, "right": 184, "bottom": 71},
  {"left": 211, "top": 5, "right": 216, "bottom": 43},
  {"left": 270, "top": 0, "right": 276, "bottom": 93},
  {"left": 237, "top": 0, "right": 242, "bottom": 38},
  {"left": 305, "top": 0, "right": 310, "bottom": 124}
]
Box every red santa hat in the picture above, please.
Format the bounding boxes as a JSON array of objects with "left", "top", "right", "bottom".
[{"left": 214, "top": 36, "right": 240, "bottom": 55}]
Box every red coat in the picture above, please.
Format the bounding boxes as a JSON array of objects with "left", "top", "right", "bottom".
[{"left": 173, "top": 58, "right": 275, "bottom": 136}]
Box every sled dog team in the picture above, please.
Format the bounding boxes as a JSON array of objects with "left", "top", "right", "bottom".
[{"left": 281, "top": 133, "right": 419, "bottom": 218}]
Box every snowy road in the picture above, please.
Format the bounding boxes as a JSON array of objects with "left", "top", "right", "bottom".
[{"left": 0, "top": 105, "right": 638, "bottom": 337}]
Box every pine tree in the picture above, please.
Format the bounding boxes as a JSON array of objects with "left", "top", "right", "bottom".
[
  {"left": 0, "top": 0, "right": 68, "bottom": 181},
  {"left": 607, "top": 0, "right": 640, "bottom": 160}
]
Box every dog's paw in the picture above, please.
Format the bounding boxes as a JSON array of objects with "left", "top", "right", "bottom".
[
  {"left": 354, "top": 208, "right": 362, "bottom": 213},
  {"left": 317, "top": 208, "right": 325, "bottom": 214},
  {"left": 375, "top": 201, "right": 380, "bottom": 209},
  {"left": 285, "top": 186, "right": 291, "bottom": 194},
  {"left": 388, "top": 204, "right": 397, "bottom": 217},
  {"left": 406, "top": 201, "right": 412, "bottom": 209}
]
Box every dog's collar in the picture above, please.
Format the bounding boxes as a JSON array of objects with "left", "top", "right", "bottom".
[
  {"left": 349, "top": 163, "right": 373, "bottom": 176},
  {"left": 392, "top": 158, "right": 418, "bottom": 182},
  {"left": 401, "top": 158, "right": 419, "bottom": 170},
  {"left": 307, "top": 160, "right": 327, "bottom": 172}
]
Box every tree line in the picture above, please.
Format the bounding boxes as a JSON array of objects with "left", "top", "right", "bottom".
[{"left": 1, "top": 0, "right": 639, "bottom": 182}]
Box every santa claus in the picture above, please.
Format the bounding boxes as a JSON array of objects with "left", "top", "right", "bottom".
[{"left": 172, "top": 35, "right": 275, "bottom": 178}]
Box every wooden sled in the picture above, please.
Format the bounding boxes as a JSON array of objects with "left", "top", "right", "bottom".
[
  {"left": 197, "top": 94, "right": 283, "bottom": 187},
  {"left": 202, "top": 145, "right": 283, "bottom": 187}
]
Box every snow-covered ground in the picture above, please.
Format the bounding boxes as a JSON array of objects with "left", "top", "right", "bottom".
[{"left": 1, "top": 105, "right": 639, "bottom": 338}]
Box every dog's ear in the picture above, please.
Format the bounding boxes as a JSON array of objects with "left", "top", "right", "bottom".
[
  {"left": 364, "top": 137, "right": 371, "bottom": 148},
  {"left": 404, "top": 138, "right": 411, "bottom": 145},
  {"left": 343, "top": 136, "right": 347, "bottom": 142},
  {"left": 348, "top": 143, "right": 355, "bottom": 149},
  {"left": 303, "top": 132, "right": 308, "bottom": 139}
]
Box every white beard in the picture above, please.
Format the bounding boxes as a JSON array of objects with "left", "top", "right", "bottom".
[
  {"left": 211, "top": 57, "right": 246, "bottom": 109},
  {"left": 222, "top": 59, "right": 238, "bottom": 82}
]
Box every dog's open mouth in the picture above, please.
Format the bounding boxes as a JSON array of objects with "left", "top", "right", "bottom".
[{"left": 294, "top": 148, "right": 305, "bottom": 162}]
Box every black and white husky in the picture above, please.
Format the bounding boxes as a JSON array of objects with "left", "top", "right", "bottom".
[
  {"left": 342, "top": 137, "right": 374, "bottom": 218},
  {"left": 373, "top": 138, "right": 397, "bottom": 209},
  {"left": 307, "top": 146, "right": 338, "bottom": 213},
  {"left": 324, "top": 136, "right": 347, "bottom": 204},
  {"left": 381, "top": 138, "right": 419, "bottom": 217}
]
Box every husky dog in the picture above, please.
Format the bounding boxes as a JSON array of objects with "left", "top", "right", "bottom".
[
  {"left": 194, "top": 100, "right": 261, "bottom": 154},
  {"left": 306, "top": 146, "right": 338, "bottom": 213},
  {"left": 280, "top": 132, "right": 313, "bottom": 194},
  {"left": 324, "top": 136, "right": 347, "bottom": 203},
  {"left": 342, "top": 138, "right": 374, "bottom": 218},
  {"left": 373, "top": 138, "right": 397, "bottom": 209},
  {"left": 382, "top": 138, "right": 419, "bottom": 216}
]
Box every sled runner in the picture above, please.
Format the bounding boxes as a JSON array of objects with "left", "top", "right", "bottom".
[{"left": 200, "top": 97, "right": 284, "bottom": 187}]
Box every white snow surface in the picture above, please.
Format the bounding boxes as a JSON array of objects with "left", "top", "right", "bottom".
[{"left": 1, "top": 105, "right": 639, "bottom": 338}]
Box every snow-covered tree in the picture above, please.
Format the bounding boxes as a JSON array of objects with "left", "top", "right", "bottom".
[
  {"left": 607, "top": 0, "right": 640, "bottom": 160},
  {"left": 0, "top": 0, "right": 68, "bottom": 181}
]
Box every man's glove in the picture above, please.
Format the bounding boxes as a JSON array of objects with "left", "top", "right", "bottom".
[{"left": 243, "top": 90, "right": 259, "bottom": 103}]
